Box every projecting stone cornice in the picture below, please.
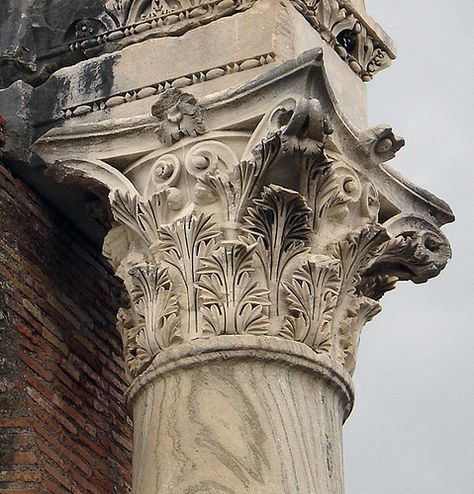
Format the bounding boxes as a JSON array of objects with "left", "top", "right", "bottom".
[{"left": 34, "top": 50, "right": 453, "bottom": 227}]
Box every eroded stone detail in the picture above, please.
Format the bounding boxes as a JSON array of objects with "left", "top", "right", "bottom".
[
  {"left": 50, "top": 0, "right": 394, "bottom": 82},
  {"left": 62, "top": 0, "right": 257, "bottom": 54},
  {"left": 292, "top": 0, "right": 395, "bottom": 80},
  {"left": 151, "top": 89, "right": 207, "bottom": 145}
]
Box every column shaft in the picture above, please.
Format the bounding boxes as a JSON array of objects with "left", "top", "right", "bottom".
[{"left": 129, "top": 337, "right": 353, "bottom": 494}]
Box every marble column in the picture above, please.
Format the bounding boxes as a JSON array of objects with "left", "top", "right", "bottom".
[{"left": 31, "top": 1, "right": 453, "bottom": 492}]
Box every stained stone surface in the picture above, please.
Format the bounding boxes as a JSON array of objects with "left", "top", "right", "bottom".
[{"left": 0, "top": 0, "right": 108, "bottom": 88}]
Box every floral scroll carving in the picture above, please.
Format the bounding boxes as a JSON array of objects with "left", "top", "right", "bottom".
[
  {"left": 104, "top": 0, "right": 256, "bottom": 27},
  {"left": 63, "top": 0, "right": 257, "bottom": 55},
  {"left": 102, "top": 92, "right": 451, "bottom": 379}
]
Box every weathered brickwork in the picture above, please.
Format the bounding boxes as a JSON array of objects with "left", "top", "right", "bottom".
[{"left": 0, "top": 163, "right": 132, "bottom": 493}]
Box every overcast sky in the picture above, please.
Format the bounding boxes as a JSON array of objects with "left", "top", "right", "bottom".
[{"left": 343, "top": 1, "right": 474, "bottom": 493}]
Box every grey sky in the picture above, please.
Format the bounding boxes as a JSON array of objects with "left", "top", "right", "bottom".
[{"left": 344, "top": 1, "right": 474, "bottom": 493}]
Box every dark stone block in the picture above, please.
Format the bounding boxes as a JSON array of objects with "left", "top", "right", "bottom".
[
  {"left": 0, "top": 0, "right": 108, "bottom": 88},
  {"left": 0, "top": 81, "right": 34, "bottom": 164}
]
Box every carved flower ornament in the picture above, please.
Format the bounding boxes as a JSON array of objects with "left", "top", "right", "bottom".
[{"left": 151, "top": 89, "right": 208, "bottom": 145}]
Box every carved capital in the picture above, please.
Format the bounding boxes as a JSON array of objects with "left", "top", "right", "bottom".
[
  {"left": 34, "top": 53, "right": 452, "bottom": 382},
  {"left": 83, "top": 88, "right": 450, "bottom": 379},
  {"left": 12, "top": 2, "right": 455, "bottom": 491}
]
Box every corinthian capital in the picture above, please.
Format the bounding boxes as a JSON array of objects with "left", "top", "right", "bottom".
[
  {"left": 35, "top": 52, "right": 451, "bottom": 380},
  {"left": 30, "top": 2, "right": 453, "bottom": 490}
]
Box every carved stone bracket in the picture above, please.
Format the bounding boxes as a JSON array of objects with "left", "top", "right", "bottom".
[{"left": 291, "top": 0, "right": 396, "bottom": 80}]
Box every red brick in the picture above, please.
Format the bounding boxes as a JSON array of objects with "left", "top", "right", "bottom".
[
  {"left": 0, "top": 470, "right": 43, "bottom": 482},
  {"left": 43, "top": 479, "right": 70, "bottom": 494},
  {"left": 19, "top": 353, "right": 54, "bottom": 382},
  {"left": 9, "top": 452, "right": 37, "bottom": 465},
  {"left": 0, "top": 163, "right": 131, "bottom": 492},
  {"left": 42, "top": 461, "right": 78, "bottom": 494},
  {"left": 76, "top": 433, "right": 107, "bottom": 459},
  {"left": 0, "top": 418, "right": 30, "bottom": 428},
  {"left": 0, "top": 489, "right": 41, "bottom": 494},
  {"left": 32, "top": 425, "right": 92, "bottom": 478}
]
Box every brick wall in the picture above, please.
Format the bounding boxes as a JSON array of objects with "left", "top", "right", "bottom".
[{"left": 0, "top": 163, "right": 132, "bottom": 493}]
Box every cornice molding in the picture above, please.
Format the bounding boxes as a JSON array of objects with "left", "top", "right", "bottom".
[{"left": 58, "top": 52, "right": 276, "bottom": 121}]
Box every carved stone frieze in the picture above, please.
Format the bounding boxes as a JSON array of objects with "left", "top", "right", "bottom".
[
  {"left": 42, "top": 0, "right": 394, "bottom": 84},
  {"left": 61, "top": 0, "right": 258, "bottom": 57}
]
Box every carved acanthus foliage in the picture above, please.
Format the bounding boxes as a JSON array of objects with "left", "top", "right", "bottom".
[
  {"left": 282, "top": 256, "right": 340, "bottom": 353},
  {"left": 243, "top": 186, "right": 312, "bottom": 332},
  {"left": 126, "top": 265, "right": 182, "bottom": 374},
  {"left": 104, "top": 96, "right": 451, "bottom": 378},
  {"left": 110, "top": 190, "right": 171, "bottom": 246},
  {"left": 196, "top": 132, "right": 282, "bottom": 225},
  {"left": 157, "top": 213, "right": 221, "bottom": 338},
  {"left": 196, "top": 242, "right": 270, "bottom": 336}
]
